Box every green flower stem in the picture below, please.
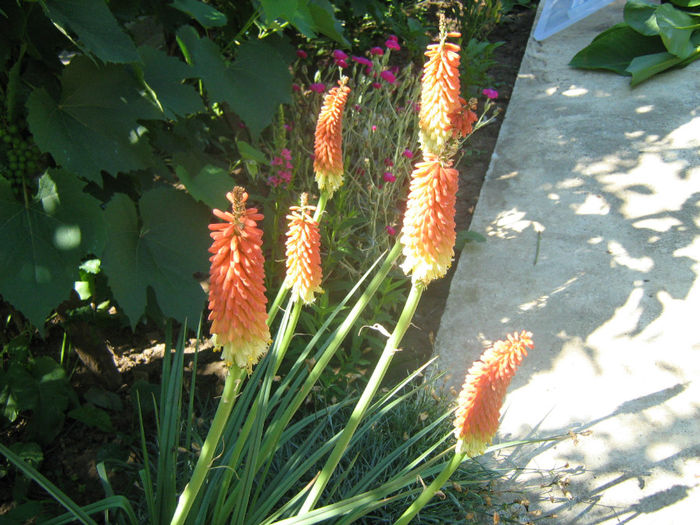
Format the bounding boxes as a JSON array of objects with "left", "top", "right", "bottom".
[
  {"left": 394, "top": 451, "right": 466, "bottom": 525},
  {"left": 170, "top": 365, "right": 246, "bottom": 525},
  {"left": 258, "top": 241, "right": 402, "bottom": 466},
  {"left": 312, "top": 190, "right": 329, "bottom": 222},
  {"left": 298, "top": 280, "right": 424, "bottom": 514}
]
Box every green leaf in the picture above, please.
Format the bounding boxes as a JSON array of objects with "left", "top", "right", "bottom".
[
  {"left": 84, "top": 386, "right": 123, "bottom": 411},
  {"left": 139, "top": 45, "right": 204, "bottom": 119},
  {"left": 101, "top": 187, "right": 210, "bottom": 328},
  {"left": 174, "top": 163, "right": 233, "bottom": 209},
  {"left": 170, "top": 0, "right": 227, "bottom": 28},
  {"left": 27, "top": 56, "right": 159, "bottom": 183},
  {"left": 237, "top": 140, "right": 268, "bottom": 164},
  {"left": 68, "top": 404, "right": 114, "bottom": 432},
  {"left": 624, "top": 0, "right": 661, "bottom": 36},
  {"left": 308, "top": 0, "right": 351, "bottom": 47},
  {"left": 0, "top": 171, "right": 106, "bottom": 332},
  {"left": 41, "top": 0, "right": 139, "bottom": 63},
  {"left": 455, "top": 230, "right": 486, "bottom": 250},
  {"left": 669, "top": 0, "right": 700, "bottom": 7},
  {"left": 4, "top": 364, "right": 37, "bottom": 416},
  {"left": 28, "top": 356, "right": 76, "bottom": 445},
  {"left": 627, "top": 51, "right": 685, "bottom": 85},
  {"left": 177, "top": 27, "right": 292, "bottom": 136},
  {"left": 9, "top": 442, "right": 43, "bottom": 469},
  {"left": 260, "top": 0, "right": 318, "bottom": 39},
  {"left": 570, "top": 23, "right": 666, "bottom": 74},
  {"left": 656, "top": 3, "right": 696, "bottom": 58}
]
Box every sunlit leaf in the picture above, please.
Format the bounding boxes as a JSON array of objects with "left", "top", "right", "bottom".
[
  {"left": 175, "top": 163, "right": 233, "bottom": 210},
  {"left": 0, "top": 171, "right": 106, "bottom": 332},
  {"left": 624, "top": 0, "right": 660, "bottom": 36},
  {"left": 27, "top": 56, "right": 160, "bottom": 183},
  {"left": 170, "top": 0, "right": 227, "bottom": 28}
]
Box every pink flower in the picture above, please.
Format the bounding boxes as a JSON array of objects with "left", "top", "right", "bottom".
[
  {"left": 380, "top": 70, "right": 397, "bottom": 84},
  {"left": 296, "top": 49, "right": 308, "bottom": 59},
  {"left": 384, "top": 158, "right": 394, "bottom": 167},
  {"left": 386, "top": 225, "right": 396, "bottom": 236},
  {"left": 370, "top": 46, "right": 384, "bottom": 56},
  {"left": 310, "top": 83, "right": 325, "bottom": 93},
  {"left": 292, "top": 83, "right": 301, "bottom": 92},
  {"left": 333, "top": 49, "right": 348, "bottom": 61},
  {"left": 354, "top": 104, "right": 361, "bottom": 111},
  {"left": 387, "top": 34, "right": 398, "bottom": 42},
  {"left": 389, "top": 65, "right": 400, "bottom": 75},
  {"left": 371, "top": 125, "right": 377, "bottom": 132},
  {"left": 284, "top": 124, "right": 292, "bottom": 131},
  {"left": 281, "top": 148, "right": 292, "bottom": 160},
  {"left": 383, "top": 172, "right": 396, "bottom": 182},
  {"left": 483, "top": 88, "right": 499, "bottom": 100},
  {"left": 386, "top": 39, "right": 400, "bottom": 51},
  {"left": 336, "top": 59, "right": 348, "bottom": 68},
  {"left": 372, "top": 82, "right": 382, "bottom": 89},
  {"left": 352, "top": 56, "right": 373, "bottom": 67},
  {"left": 402, "top": 148, "right": 414, "bottom": 159}
]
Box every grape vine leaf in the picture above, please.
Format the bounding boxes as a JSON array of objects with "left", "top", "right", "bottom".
[
  {"left": 27, "top": 55, "right": 160, "bottom": 184},
  {"left": 139, "top": 46, "right": 204, "bottom": 119},
  {"left": 170, "top": 0, "right": 228, "bottom": 28},
  {"left": 176, "top": 27, "right": 292, "bottom": 136},
  {"left": 101, "top": 187, "right": 211, "bottom": 329},
  {"left": 0, "top": 171, "right": 106, "bottom": 333},
  {"left": 41, "top": 0, "right": 140, "bottom": 63},
  {"left": 174, "top": 160, "right": 233, "bottom": 210}
]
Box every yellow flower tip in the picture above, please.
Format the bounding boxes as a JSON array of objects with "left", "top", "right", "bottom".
[
  {"left": 314, "top": 80, "right": 351, "bottom": 196},
  {"left": 285, "top": 196, "right": 323, "bottom": 305},
  {"left": 208, "top": 186, "right": 271, "bottom": 370},
  {"left": 419, "top": 38, "right": 462, "bottom": 155},
  {"left": 453, "top": 331, "right": 534, "bottom": 457},
  {"left": 399, "top": 154, "right": 459, "bottom": 285}
]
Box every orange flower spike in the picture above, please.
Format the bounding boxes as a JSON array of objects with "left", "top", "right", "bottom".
[
  {"left": 314, "top": 78, "right": 351, "bottom": 196},
  {"left": 399, "top": 154, "right": 459, "bottom": 284},
  {"left": 453, "top": 331, "right": 534, "bottom": 457},
  {"left": 419, "top": 32, "right": 462, "bottom": 155},
  {"left": 285, "top": 194, "right": 323, "bottom": 305},
  {"left": 208, "top": 187, "right": 271, "bottom": 371},
  {"left": 450, "top": 97, "right": 478, "bottom": 139}
]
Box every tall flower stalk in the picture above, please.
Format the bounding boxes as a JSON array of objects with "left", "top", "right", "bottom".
[
  {"left": 284, "top": 194, "right": 322, "bottom": 305},
  {"left": 395, "top": 331, "right": 534, "bottom": 525},
  {"left": 171, "top": 187, "right": 269, "bottom": 525},
  {"left": 314, "top": 77, "right": 351, "bottom": 198}
]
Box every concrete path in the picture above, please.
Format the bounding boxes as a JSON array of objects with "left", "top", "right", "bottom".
[{"left": 434, "top": 1, "right": 700, "bottom": 523}]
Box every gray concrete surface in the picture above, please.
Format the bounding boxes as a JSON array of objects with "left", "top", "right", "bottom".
[{"left": 434, "top": 1, "right": 700, "bottom": 522}]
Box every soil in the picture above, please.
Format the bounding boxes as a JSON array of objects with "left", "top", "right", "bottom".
[{"left": 0, "top": 6, "right": 537, "bottom": 520}]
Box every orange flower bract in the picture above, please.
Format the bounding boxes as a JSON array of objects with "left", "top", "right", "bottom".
[
  {"left": 399, "top": 154, "right": 459, "bottom": 284},
  {"left": 208, "top": 187, "right": 270, "bottom": 371},
  {"left": 419, "top": 35, "right": 461, "bottom": 155},
  {"left": 314, "top": 78, "right": 351, "bottom": 196},
  {"left": 453, "top": 331, "right": 533, "bottom": 457},
  {"left": 285, "top": 196, "right": 322, "bottom": 304}
]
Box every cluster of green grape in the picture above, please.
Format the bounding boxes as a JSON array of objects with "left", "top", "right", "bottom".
[{"left": 0, "top": 120, "right": 42, "bottom": 197}]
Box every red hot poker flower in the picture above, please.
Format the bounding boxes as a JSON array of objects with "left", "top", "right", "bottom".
[
  {"left": 399, "top": 154, "right": 458, "bottom": 284},
  {"left": 208, "top": 187, "right": 271, "bottom": 371},
  {"left": 453, "top": 331, "right": 533, "bottom": 457},
  {"left": 285, "top": 195, "right": 323, "bottom": 305},
  {"left": 314, "top": 78, "right": 351, "bottom": 196},
  {"left": 419, "top": 33, "right": 462, "bottom": 155}
]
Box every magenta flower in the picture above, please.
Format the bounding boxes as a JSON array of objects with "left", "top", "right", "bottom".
[
  {"left": 384, "top": 158, "right": 394, "bottom": 167},
  {"left": 352, "top": 56, "right": 373, "bottom": 67},
  {"left": 483, "top": 88, "right": 499, "bottom": 99},
  {"left": 354, "top": 104, "right": 361, "bottom": 111},
  {"left": 372, "top": 82, "right": 382, "bottom": 89},
  {"left": 333, "top": 49, "right": 348, "bottom": 61},
  {"left": 383, "top": 172, "right": 396, "bottom": 182},
  {"left": 310, "top": 83, "right": 325, "bottom": 93},
  {"left": 281, "top": 148, "right": 292, "bottom": 160},
  {"left": 370, "top": 46, "right": 384, "bottom": 56},
  {"left": 386, "top": 225, "right": 396, "bottom": 236},
  {"left": 386, "top": 39, "right": 400, "bottom": 51},
  {"left": 336, "top": 59, "right": 348, "bottom": 68},
  {"left": 296, "top": 49, "right": 308, "bottom": 59},
  {"left": 292, "top": 83, "right": 300, "bottom": 92},
  {"left": 284, "top": 123, "right": 292, "bottom": 131},
  {"left": 371, "top": 125, "right": 377, "bottom": 132},
  {"left": 387, "top": 34, "right": 398, "bottom": 42},
  {"left": 380, "top": 70, "right": 397, "bottom": 84},
  {"left": 402, "top": 148, "right": 414, "bottom": 159}
]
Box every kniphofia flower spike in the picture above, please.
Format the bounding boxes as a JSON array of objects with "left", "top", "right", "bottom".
[
  {"left": 208, "top": 187, "right": 271, "bottom": 371},
  {"left": 418, "top": 31, "right": 462, "bottom": 155},
  {"left": 453, "top": 331, "right": 533, "bottom": 457},
  {"left": 285, "top": 194, "right": 323, "bottom": 305},
  {"left": 399, "top": 154, "right": 459, "bottom": 284},
  {"left": 314, "top": 77, "right": 351, "bottom": 196}
]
